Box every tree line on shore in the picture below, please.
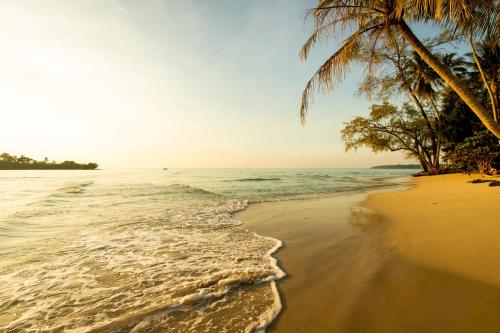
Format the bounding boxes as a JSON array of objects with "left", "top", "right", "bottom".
[
  {"left": 0, "top": 153, "right": 98, "bottom": 170},
  {"left": 300, "top": 1, "right": 500, "bottom": 175}
]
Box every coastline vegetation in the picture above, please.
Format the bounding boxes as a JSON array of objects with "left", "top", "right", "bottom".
[
  {"left": 300, "top": 1, "right": 500, "bottom": 175},
  {"left": 0, "top": 153, "right": 98, "bottom": 170}
]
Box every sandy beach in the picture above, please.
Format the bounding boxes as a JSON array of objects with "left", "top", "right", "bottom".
[{"left": 237, "top": 174, "right": 500, "bottom": 332}]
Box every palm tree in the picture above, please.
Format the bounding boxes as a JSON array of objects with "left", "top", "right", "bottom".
[
  {"left": 355, "top": 40, "right": 443, "bottom": 173},
  {"left": 466, "top": 35, "right": 500, "bottom": 122},
  {"left": 402, "top": 51, "right": 445, "bottom": 171},
  {"left": 406, "top": 51, "right": 441, "bottom": 115},
  {"left": 300, "top": 0, "right": 500, "bottom": 139},
  {"left": 406, "top": 52, "right": 467, "bottom": 117},
  {"left": 439, "top": 53, "right": 468, "bottom": 79}
]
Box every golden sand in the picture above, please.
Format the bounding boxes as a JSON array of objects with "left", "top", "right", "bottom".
[
  {"left": 366, "top": 174, "right": 500, "bottom": 287},
  {"left": 237, "top": 174, "right": 500, "bottom": 332}
]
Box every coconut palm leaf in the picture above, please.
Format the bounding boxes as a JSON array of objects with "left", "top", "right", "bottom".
[
  {"left": 300, "top": 0, "right": 500, "bottom": 138},
  {"left": 300, "top": 19, "right": 385, "bottom": 123}
]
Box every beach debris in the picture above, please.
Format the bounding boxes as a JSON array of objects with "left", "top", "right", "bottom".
[
  {"left": 468, "top": 179, "right": 493, "bottom": 184},
  {"left": 430, "top": 201, "right": 438, "bottom": 204},
  {"left": 468, "top": 179, "right": 500, "bottom": 186}
]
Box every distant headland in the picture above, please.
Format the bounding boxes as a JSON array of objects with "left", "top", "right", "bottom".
[
  {"left": 0, "top": 153, "right": 98, "bottom": 170},
  {"left": 370, "top": 164, "right": 420, "bottom": 170}
]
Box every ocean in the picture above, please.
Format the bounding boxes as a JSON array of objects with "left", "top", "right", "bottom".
[{"left": 0, "top": 168, "right": 413, "bottom": 332}]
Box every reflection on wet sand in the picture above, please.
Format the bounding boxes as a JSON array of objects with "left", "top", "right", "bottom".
[{"left": 238, "top": 190, "right": 500, "bottom": 333}]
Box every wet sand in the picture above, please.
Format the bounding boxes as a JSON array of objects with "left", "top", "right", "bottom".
[{"left": 237, "top": 175, "right": 500, "bottom": 332}]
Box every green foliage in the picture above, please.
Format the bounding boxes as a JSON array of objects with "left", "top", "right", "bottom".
[
  {"left": 440, "top": 88, "right": 484, "bottom": 143},
  {"left": 301, "top": 1, "right": 500, "bottom": 172},
  {"left": 342, "top": 102, "right": 435, "bottom": 172},
  {"left": 301, "top": 1, "right": 500, "bottom": 139},
  {"left": 441, "top": 88, "right": 499, "bottom": 174},
  {"left": 0, "top": 153, "right": 98, "bottom": 170},
  {"left": 342, "top": 28, "right": 500, "bottom": 175},
  {"left": 443, "top": 130, "right": 500, "bottom": 174}
]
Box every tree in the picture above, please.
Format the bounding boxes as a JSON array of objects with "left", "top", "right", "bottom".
[
  {"left": 342, "top": 102, "right": 439, "bottom": 173},
  {"left": 300, "top": 0, "right": 500, "bottom": 139},
  {"left": 406, "top": 51, "right": 467, "bottom": 115},
  {"left": 407, "top": 51, "right": 440, "bottom": 108},
  {"left": 444, "top": 130, "right": 500, "bottom": 174},
  {"left": 441, "top": 87, "right": 500, "bottom": 173},
  {"left": 0, "top": 153, "right": 14, "bottom": 162},
  {"left": 356, "top": 44, "right": 463, "bottom": 171},
  {"left": 467, "top": 35, "right": 500, "bottom": 122},
  {"left": 440, "top": 88, "right": 484, "bottom": 144},
  {"left": 0, "top": 153, "right": 98, "bottom": 170},
  {"left": 17, "top": 155, "right": 30, "bottom": 164}
]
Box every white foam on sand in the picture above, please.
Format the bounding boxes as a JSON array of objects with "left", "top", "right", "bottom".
[
  {"left": 249, "top": 237, "right": 286, "bottom": 333},
  {"left": 1, "top": 185, "right": 287, "bottom": 333}
]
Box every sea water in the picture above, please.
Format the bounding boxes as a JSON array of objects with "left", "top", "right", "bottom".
[{"left": 0, "top": 168, "right": 413, "bottom": 332}]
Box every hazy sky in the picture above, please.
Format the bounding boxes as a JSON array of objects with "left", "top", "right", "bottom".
[{"left": 0, "top": 0, "right": 413, "bottom": 168}]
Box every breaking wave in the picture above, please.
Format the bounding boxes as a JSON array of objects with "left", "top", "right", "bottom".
[
  {"left": 0, "top": 182, "right": 285, "bottom": 333},
  {"left": 0, "top": 168, "right": 413, "bottom": 332},
  {"left": 229, "top": 178, "right": 282, "bottom": 182},
  {"left": 59, "top": 180, "right": 94, "bottom": 194},
  {"left": 165, "top": 183, "right": 220, "bottom": 194}
]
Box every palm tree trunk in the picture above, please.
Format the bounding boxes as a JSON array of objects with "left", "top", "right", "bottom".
[
  {"left": 492, "top": 80, "right": 499, "bottom": 123},
  {"left": 408, "top": 91, "right": 440, "bottom": 169},
  {"left": 428, "top": 96, "right": 442, "bottom": 170},
  {"left": 428, "top": 97, "right": 440, "bottom": 121},
  {"left": 397, "top": 20, "right": 500, "bottom": 139},
  {"left": 409, "top": 91, "right": 436, "bottom": 131}
]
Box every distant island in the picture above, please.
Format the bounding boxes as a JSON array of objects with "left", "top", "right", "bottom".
[
  {"left": 0, "top": 153, "right": 98, "bottom": 170},
  {"left": 370, "top": 164, "right": 420, "bottom": 170}
]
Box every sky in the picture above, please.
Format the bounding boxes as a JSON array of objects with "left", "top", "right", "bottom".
[{"left": 0, "top": 0, "right": 415, "bottom": 168}]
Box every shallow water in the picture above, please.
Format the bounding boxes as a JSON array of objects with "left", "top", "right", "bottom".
[{"left": 0, "top": 168, "right": 413, "bottom": 332}]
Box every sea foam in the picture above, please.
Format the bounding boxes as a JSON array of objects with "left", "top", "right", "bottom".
[
  {"left": 0, "top": 168, "right": 413, "bottom": 332},
  {"left": 0, "top": 181, "right": 285, "bottom": 333}
]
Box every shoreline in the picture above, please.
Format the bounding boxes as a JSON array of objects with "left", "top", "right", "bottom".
[
  {"left": 237, "top": 188, "right": 398, "bottom": 332},
  {"left": 237, "top": 174, "right": 500, "bottom": 332}
]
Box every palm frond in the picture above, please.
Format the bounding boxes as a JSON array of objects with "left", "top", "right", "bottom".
[
  {"left": 300, "top": 33, "right": 362, "bottom": 124},
  {"left": 410, "top": 0, "right": 499, "bottom": 38},
  {"left": 300, "top": 12, "right": 375, "bottom": 61}
]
